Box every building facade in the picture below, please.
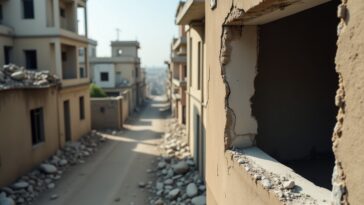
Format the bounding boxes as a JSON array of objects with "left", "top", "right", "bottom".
[
  {"left": 202, "top": 0, "right": 364, "bottom": 204},
  {"left": 0, "top": 0, "right": 91, "bottom": 186},
  {"left": 176, "top": 0, "right": 206, "bottom": 178},
  {"left": 90, "top": 41, "right": 145, "bottom": 114},
  {"left": 167, "top": 4, "right": 188, "bottom": 126}
]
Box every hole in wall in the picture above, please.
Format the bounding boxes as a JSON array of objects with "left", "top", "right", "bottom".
[{"left": 251, "top": 1, "right": 340, "bottom": 190}]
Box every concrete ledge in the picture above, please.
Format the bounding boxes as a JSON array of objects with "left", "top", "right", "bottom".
[{"left": 226, "top": 147, "right": 331, "bottom": 204}]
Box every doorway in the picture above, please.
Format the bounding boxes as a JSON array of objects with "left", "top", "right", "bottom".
[{"left": 63, "top": 100, "right": 72, "bottom": 142}]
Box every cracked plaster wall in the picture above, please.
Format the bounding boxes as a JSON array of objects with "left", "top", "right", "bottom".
[{"left": 332, "top": 0, "right": 364, "bottom": 204}]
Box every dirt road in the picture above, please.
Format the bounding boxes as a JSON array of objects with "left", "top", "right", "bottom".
[{"left": 33, "top": 97, "right": 169, "bottom": 205}]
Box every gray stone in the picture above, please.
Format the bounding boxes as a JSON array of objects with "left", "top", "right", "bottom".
[
  {"left": 283, "top": 180, "right": 295, "bottom": 189},
  {"left": 261, "top": 179, "right": 272, "bottom": 189},
  {"left": 50, "top": 194, "right": 59, "bottom": 200},
  {"left": 11, "top": 181, "right": 29, "bottom": 190},
  {"left": 34, "top": 79, "right": 48, "bottom": 86},
  {"left": 191, "top": 195, "right": 206, "bottom": 205},
  {"left": 47, "top": 183, "right": 55, "bottom": 189},
  {"left": 172, "top": 161, "right": 189, "bottom": 175},
  {"left": 156, "top": 182, "right": 164, "bottom": 190},
  {"left": 58, "top": 159, "right": 68, "bottom": 166},
  {"left": 186, "top": 183, "right": 198, "bottom": 197},
  {"left": 158, "top": 161, "right": 166, "bottom": 169},
  {"left": 138, "top": 182, "right": 146, "bottom": 188},
  {"left": 0, "top": 193, "right": 15, "bottom": 205},
  {"left": 0, "top": 71, "right": 5, "bottom": 82},
  {"left": 10, "top": 71, "right": 26, "bottom": 81},
  {"left": 164, "top": 179, "right": 173, "bottom": 185},
  {"left": 154, "top": 198, "right": 165, "bottom": 205},
  {"left": 168, "top": 188, "right": 180, "bottom": 200},
  {"left": 40, "top": 164, "right": 58, "bottom": 174}
]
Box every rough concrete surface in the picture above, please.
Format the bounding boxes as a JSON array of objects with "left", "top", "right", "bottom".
[{"left": 32, "top": 96, "right": 169, "bottom": 205}]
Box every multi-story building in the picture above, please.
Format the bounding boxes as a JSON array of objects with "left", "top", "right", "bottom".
[
  {"left": 0, "top": 0, "right": 91, "bottom": 186},
  {"left": 90, "top": 40, "right": 145, "bottom": 114},
  {"left": 167, "top": 3, "right": 188, "bottom": 125},
  {"left": 202, "top": 0, "right": 364, "bottom": 204},
  {"left": 176, "top": 0, "right": 206, "bottom": 178}
]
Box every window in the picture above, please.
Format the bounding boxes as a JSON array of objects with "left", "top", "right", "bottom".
[
  {"left": 79, "top": 96, "right": 85, "bottom": 120},
  {"left": 197, "top": 41, "right": 202, "bottom": 90},
  {"left": 4, "top": 47, "right": 12, "bottom": 65},
  {"left": 0, "top": 4, "right": 3, "bottom": 22},
  {"left": 30, "top": 108, "right": 45, "bottom": 146},
  {"left": 189, "top": 38, "right": 193, "bottom": 87},
  {"left": 100, "top": 72, "right": 109, "bottom": 81},
  {"left": 62, "top": 52, "right": 67, "bottom": 62},
  {"left": 117, "top": 49, "right": 123, "bottom": 56},
  {"left": 24, "top": 50, "right": 37, "bottom": 70},
  {"left": 60, "top": 8, "right": 66, "bottom": 18},
  {"left": 23, "top": 0, "right": 34, "bottom": 19},
  {"left": 79, "top": 67, "right": 85, "bottom": 78},
  {"left": 79, "top": 48, "right": 84, "bottom": 57}
]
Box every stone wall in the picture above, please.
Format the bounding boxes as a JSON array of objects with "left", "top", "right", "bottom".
[{"left": 91, "top": 97, "right": 124, "bottom": 130}]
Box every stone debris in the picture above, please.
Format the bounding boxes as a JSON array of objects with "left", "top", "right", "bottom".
[
  {"left": 0, "top": 130, "right": 107, "bottom": 205},
  {"left": 228, "top": 149, "right": 323, "bottom": 205},
  {"left": 147, "top": 119, "right": 206, "bottom": 205},
  {"left": 0, "top": 64, "right": 60, "bottom": 90}
]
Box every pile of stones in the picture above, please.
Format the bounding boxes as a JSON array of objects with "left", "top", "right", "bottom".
[
  {"left": 145, "top": 120, "right": 206, "bottom": 205},
  {"left": 0, "top": 64, "right": 60, "bottom": 90},
  {"left": 0, "top": 131, "right": 107, "bottom": 205}
]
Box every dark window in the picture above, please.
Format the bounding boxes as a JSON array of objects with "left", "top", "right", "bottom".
[
  {"left": 189, "top": 37, "right": 193, "bottom": 87},
  {"left": 80, "top": 67, "right": 85, "bottom": 78},
  {"left": 30, "top": 108, "right": 45, "bottom": 145},
  {"left": 23, "top": 0, "right": 34, "bottom": 19},
  {"left": 79, "top": 48, "right": 84, "bottom": 57},
  {"left": 197, "top": 41, "right": 202, "bottom": 90},
  {"left": 24, "top": 50, "right": 37, "bottom": 70},
  {"left": 79, "top": 96, "right": 85, "bottom": 120},
  {"left": 60, "top": 8, "right": 66, "bottom": 18},
  {"left": 0, "top": 5, "right": 3, "bottom": 22},
  {"left": 4, "top": 46, "right": 12, "bottom": 65},
  {"left": 62, "top": 52, "right": 67, "bottom": 62},
  {"left": 100, "top": 72, "right": 109, "bottom": 81}
]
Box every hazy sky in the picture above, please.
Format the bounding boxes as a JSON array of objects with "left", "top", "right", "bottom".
[{"left": 87, "top": 0, "right": 180, "bottom": 68}]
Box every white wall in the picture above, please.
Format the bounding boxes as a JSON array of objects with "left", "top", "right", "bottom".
[{"left": 93, "top": 64, "right": 115, "bottom": 88}]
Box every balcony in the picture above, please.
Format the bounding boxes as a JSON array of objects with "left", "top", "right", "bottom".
[
  {"left": 173, "top": 78, "right": 187, "bottom": 88},
  {"left": 176, "top": 0, "right": 205, "bottom": 25},
  {"left": 172, "top": 36, "right": 187, "bottom": 52}
]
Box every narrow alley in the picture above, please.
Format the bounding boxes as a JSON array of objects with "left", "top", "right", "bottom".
[{"left": 32, "top": 97, "right": 169, "bottom": 205}]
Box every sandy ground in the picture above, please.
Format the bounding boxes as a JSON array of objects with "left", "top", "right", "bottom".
[{"left": 33, "top": 96, "right": 169, "bottom": 205}]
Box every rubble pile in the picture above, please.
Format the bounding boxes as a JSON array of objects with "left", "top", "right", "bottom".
[
  {"left": 145, "top": 120, "right": 207, "bottom": 205},
  {"left": 0, "top": 131, "right": 107, "bottom": 205},
  {"left": 0, "top": 64, "right": 60, "bottom": 90},
  {"left": 229, "top": 149, "right": 326, "bottom": 205}
]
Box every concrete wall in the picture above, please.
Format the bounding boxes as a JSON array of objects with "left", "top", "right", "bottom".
[
  {"left": 0, "top": 87, "right": 60, "bottom": 187},
  {"left": 58, "top": 84, "right": 91, "bottom": 147},
  {"left": 205, "top": 0, "right": 364, "bottom": 204},
  {"left": 93, "top": 63, "right": 115, "bottom": 88},
  {"left": 115, "top": 63, "right": 136, "bottom": 85},
  {"left": 333, "top": 0, "right": 364, "bottom": 204},
  {"left": 91, "top": 97, "right": 123, "bottom": 130}
]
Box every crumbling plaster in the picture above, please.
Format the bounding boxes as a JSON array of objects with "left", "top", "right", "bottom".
[
  {"left": 332, "top": 0, "right": 364, "bottom": 204},
  {"left": 208, "top": 0, "right": 362, "bottom": 204}
]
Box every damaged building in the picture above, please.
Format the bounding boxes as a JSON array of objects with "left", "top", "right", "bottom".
[
  {"left": 0, "top": 0, "right": 91, "bottom": 187},
  {"left": 199, "top": 0, "right": 364, "bottom": 204}
]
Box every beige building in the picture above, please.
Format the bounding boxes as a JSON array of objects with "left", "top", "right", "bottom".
[
  {"left": 176, "top": 0, "right": 206, "bottom": 178},
  {"left": 200, "top": 0, "right": 364, "bottom": 204},
  {"left": 167, "top": 4, "right": 188, "bottom": 125},
  {"left": 90, "top": 41, "right": 146, "bottom": 114},
  {"left": 0, "top": 0, "right": 91, "bottom": 186}
]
